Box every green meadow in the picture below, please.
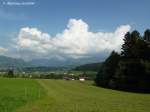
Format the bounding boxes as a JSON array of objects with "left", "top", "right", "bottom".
[
  {"left": 0, "top": 78, "right": 45, "bottom": 112},
  {"left": 0, "top": 78, "right": 150, "bottom": 112}
]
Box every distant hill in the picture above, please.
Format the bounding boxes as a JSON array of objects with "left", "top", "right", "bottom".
[
  {"left": 0, "top": 55, "right": 104, "bottom": 71},
  {"left": 74, "top": 62, "right": 103, "bottom": 72},
  {"left": 0, "top": 56, "right": 28, "bottom": 69},
  {"left": 29, "top": 57, "right": 104, "bottom": 69},
  {"left": 23, "top": 66, "right": 67, "bottom": 72},
  {"left": 0, "top": 56, "right": 67, "bottom": 71}
]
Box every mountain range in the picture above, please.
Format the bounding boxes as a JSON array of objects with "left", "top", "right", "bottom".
[
  {"left": 0, "top": 56, "right": 28, "bottom": 69},
  {"left": 0, "top": 55, "right": 104, "bottom": 70}
]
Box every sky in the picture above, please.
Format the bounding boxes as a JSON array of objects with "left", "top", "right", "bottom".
[{"left": 0, "top": 0, "right": 149, "bottom": 61}]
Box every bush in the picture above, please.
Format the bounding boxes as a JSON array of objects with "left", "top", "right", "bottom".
[{"left": 7, "top": 70, "right": 14, "bottom": 78}]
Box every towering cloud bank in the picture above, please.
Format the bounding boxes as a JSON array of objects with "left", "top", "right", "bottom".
[{"left": 16, "top": 19, "right": 131, "bottom": 59}]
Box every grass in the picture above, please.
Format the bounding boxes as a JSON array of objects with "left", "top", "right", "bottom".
[
  {"left": 17, "top": 79, "right": 150, "bottom": 112},
  {"left": 0, "top": 78, "right": 149, "bottom": 112},
  {"left": 0, "top": 78, "right": 45, "bottom": 112}
]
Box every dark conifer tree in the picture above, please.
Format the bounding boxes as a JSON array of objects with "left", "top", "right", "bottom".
[{"left": 144, "top": 29, "right": 150, "bottom": 42}]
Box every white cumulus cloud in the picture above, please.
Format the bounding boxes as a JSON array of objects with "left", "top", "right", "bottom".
[{"left": 16, "top": 19, "right": 131, "bottom": 60}]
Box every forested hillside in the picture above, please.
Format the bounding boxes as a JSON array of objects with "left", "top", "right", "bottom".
[{"left": 74, "top": 62, "right": 103, "bottom": 72}]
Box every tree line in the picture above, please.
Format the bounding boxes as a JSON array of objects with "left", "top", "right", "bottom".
[{"left": 95, "top": 29, "right": 150, "bottom": 92}]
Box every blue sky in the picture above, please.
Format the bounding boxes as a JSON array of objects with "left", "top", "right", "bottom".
[
  {"left": 0, "top": 0, "right": 149, "bottom": 60},
  {"left": 1, "top": 0, "right": 150, "bottom": 33}
]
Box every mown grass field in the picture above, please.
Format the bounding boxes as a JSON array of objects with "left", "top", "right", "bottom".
[
  {"left": 0, "top": 78, "right": 150, "bottom": 112},
  {"left": 0, "top": 78, "right": 45, "bottom": 112}
]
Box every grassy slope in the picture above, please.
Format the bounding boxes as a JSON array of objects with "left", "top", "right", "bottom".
[
  {"left": 17, "top": 80, "right": 150, "bottom": 112},
  {"left": 0, "top": 78, "right": 45, "bottom": 112}
]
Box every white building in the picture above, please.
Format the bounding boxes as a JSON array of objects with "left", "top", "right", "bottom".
[{"left": 79, "top": 78, "right": 85, "bottom": 81}]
